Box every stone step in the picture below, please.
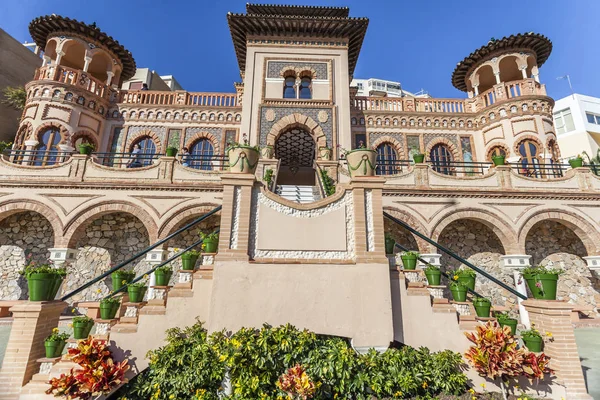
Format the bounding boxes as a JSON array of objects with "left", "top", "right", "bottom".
[
  {"left": 139, "top": 305, "right": 166, "bottom": 315},
  {"left": 112, "top": 323, "right": 138, "bottom": 333}
]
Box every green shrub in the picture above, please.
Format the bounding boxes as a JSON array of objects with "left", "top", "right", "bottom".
[{"left": 115, "top": 321, "right": 468, "bottom": 400}]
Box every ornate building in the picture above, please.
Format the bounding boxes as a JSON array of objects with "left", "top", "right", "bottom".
[{"left": 0, "top": 5, "right": 598, "bottom": 399}]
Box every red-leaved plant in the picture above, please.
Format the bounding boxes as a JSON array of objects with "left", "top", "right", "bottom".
[
  {"left": 464, "top": 321, "right": 553, "bottom": 400},
  {"left": 276, "top": 364, "right": 318, "bottom": 400},
  {"left": 46, "top": 337, "right": 129, "bottom": 399}
]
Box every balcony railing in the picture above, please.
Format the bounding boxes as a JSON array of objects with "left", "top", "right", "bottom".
[
  {"left": 33, "top": 65, "right": 111, "bottom": 100},
  {"left": 118, "top": 91, "right": 239, "bottom": 107}
]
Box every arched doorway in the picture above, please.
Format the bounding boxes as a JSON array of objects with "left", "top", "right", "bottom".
[{"left": 274, "top": 126, "right": 316, "bottom": 186}]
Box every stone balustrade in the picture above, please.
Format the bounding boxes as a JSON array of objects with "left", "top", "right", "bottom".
[
  {"left": 32, "top": 65, "right": 113, "bottom": 100},
  {"left": 119, "top": 90, "right": 239, "bottom": 107}
]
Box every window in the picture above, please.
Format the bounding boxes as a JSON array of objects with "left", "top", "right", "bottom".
[
  {"left": 33, "top": 127, "right": 62, "bottom": 166},
  {"left": 189, "top": 139, "right": 214, "bottom": 170},
  {"left": 131, "top": 136, "right": 156, "bottom": 166},
  {"left": 283, "top": 76, "right": 296, "bottom": 99},
  {"left": 488, "top": 146, "right": 506, "bottom": 160},
  {"left": 52, "top": 90, "right": 61, "bottom": 98},
  {"left": 430, "top": 143, "right": 454, "bottom": 175},
  {"left": 554, "top": 108, "right": 575, "bottom": 134},
  {"left": 77, "top": 96, "right": 85, "bottom": 105},
  {"left": 518, "top": 139, "right": 541, "bottom": 177},
  {"left": 353, "top": 134, "right": 366, "bottom": 150},
  {"left": 586, "top": 112, "right": 600, "bottom": 125},
  {"left": 376, "top": 143, "right": 399, "bottom": 175},
  {"left": 64, "top": 92, "right": 73, "bottom": 101},
  {"left": 299, "top": 77, "right": 312, "bottom": 99},
  {"left": 357, "top": 83, "right": 363, "bottom": 90}
]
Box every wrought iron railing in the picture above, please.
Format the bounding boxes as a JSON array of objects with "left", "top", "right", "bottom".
[
  {"left": 1, "top": 149, "right": 74, "bottom": 166},
  {"left": 180, "top": 154, "right": 229, "bottom": 170},
  {"left": 94, "top": 152, "right": 162, "bottom": 168}
]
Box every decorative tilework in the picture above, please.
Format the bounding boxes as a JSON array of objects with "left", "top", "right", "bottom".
[
  {"left": 184, "top": 127, "right": 223, "bottom": 147},
  {"left": 259, "top": 107, "right": 333, "bottom": 147},
  {"left": 126, "top": 126, "right": 167, "bottom": 145},
  {"left": 423, "top": 133, "right": 458, "bottom": 148},
  {"left": 267, "top": 61, "right": 328, "bottom": 79}
]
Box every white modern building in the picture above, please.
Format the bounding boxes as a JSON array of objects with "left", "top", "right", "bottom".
[
  {"left": 121, "top": 68, "right": 183, "bottom": 91},
  {"left": 553, "top": 93, "right": 600, "bottom": 160},
  {"left": 351, "top": 77, "right": 416, "bottom": 97}
]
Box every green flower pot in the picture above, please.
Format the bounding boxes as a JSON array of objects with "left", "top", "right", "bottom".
[
  {"left": 73, "top": 320, "right": 94, "bottom": 339},
  {"left": 49, "top": 276, "right": 64, "bottom": 300},
  {"left": 44, "top": 340, "right": 65, "bottom": 358},
  {"left": 473, "top": 299, "right": 491, "bottom": 318},
  {"left": 155, "top": 270, "right": 173, "bottom": 286},
  {"left": 523, "top": 273, "right": 558, "bottom": 300},
  {"left": 400, "top": 254, "right": 417, "bottom": 270},
  {"left": 99, "top": 301, "right": 119, "bottom": 320},
  {"left": 181, "top": 254, "right": 199, "bottom": 271},
  {"left": 166, "top": 147, "right": 178, "bottom": 157},
  {"left": 413, "top": 153, "right": 425, "bottom": 163},
  {"left": 203, "top": 237, "right": 219, "bottom": 254},
  {"left": 457, "top": 273, "right": 476, "bottom": 291},
  {"left": 385, "top": 237, "right": 396, "bottom": 255},
  {"left": 498, "top": 317, "right": 518, "bottom": 335},
  {"left": 27, "top": 272, "right": 55, "bottom": 301},
  {"left": 425, "top": 270, "right": 441, "bottom": 286},
  {"left": 78, "top": 145, "right": 93, "bottom": 155},
  {"left": 450, "top": 286, "right": 467, "bottom": 302},
  {"left": 127, "top": 286, "right": 147, "bottom": 303},
  {"left": 523, "top": 336, "right": 543, "bottom": 352},
  {"left": 112, "top": 272, "right": 133, "bottom": 292},
  {"left": 569, "top": 158, "right": 583, "bottom": 168},
  {"left": 491, "top": 155, "right": 506, "bottom": 166}
]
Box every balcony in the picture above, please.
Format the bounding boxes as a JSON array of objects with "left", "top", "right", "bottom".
[
  {"left": 32, "top": 65, "right": 113, "bottom": 100},
  {"left": 118, "top": 91, "right": 239, "bottom": 107}
]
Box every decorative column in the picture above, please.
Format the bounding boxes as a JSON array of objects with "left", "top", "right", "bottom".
[
  {"left": 145, "top": 249, "right": 166, "bottom": 300},
  {"left": 473, "top": 85, "right": 479, "bottom": 96},
  {"left": 520, "top": 66, "right": 528, "bottom": 79},
  {"left": 22, "top": 140, "right": 39, "bottom": 166},
  {"left": 55, "top": 51, "right": 65, "bottom": 65},
  {"left": 531, "top": 65, "right": 540, "bottom": 83},
  {"left": 41, "top": 55, "right": 50, "bottom": 67},
  {"left": 583, "top": 256, "right": 600, "bottom": 277},
  {"left": 500, "top": 255, "right": 531, "bottom": 328},
  {"left": 494, "top": 72, "right": 501, "bottom": 84},
  {"left": 83, "top": 56, "right": 92, "bottom": 72},
  {"left": 106, "top": 71, "right": 114, "bottom": 86},
  {"left": 58, "top": 144, "right": 74, "bottom": 163}
]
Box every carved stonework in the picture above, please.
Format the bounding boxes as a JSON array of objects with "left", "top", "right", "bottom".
[
  {"left": 265, "top": 109, "right": 275, "bottom": 122},
  {"left": 317, "top": 110, "right": 328, "bottom": 123}
]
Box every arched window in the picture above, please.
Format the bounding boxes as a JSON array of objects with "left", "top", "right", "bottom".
[
  {"left": 518, "top": 139, "right": 541, "bottom": 177},
  {"left": 299, "top": 77, "right": 312, "bottom": 99},
  {"left": 283, "top": 76, "right": 296, "bottom": 99},
  {"left": 189, "top": 139, "right": 214, "bottom": 170},
  {"left": 64, "top": 92, "right": 73, "bottom": 101},
  {"left": 52, "top": 90, "right": 61, "bottom": 98},
  {"left": 131, "top": 136, "right": 157, "bottom": 167},
  {"left": 77, "top": 96, "right": 85, "bottom": 105},
  {"left": 74, "top": 136, "right": 93, "bottom": 148},
  {"left": 375, "top": 143, "right": 399, "bottom": 175},
  {"left": 430, "top": 143, "right": 454, "bottom": 175},
  {"left": 33, "top": 127, "right": 62, "bottom": 166},
  {"left": 488, "top": 146, "right": 506, "bottom": 161}
]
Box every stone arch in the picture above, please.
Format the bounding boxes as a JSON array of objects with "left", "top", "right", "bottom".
[
  {"left": 266, "top": 113, "right": 327, "bottom": 149},
  {"left": 124, "top": 129, "right": 163, "bottom": 153},
  {"left": 0, "top": 200, "right": 63, "bottom": 243},
  {"left": 63, "top": 201, "right": 158, "bottom": 248},
  {"left": 485, "top": 142, "right": 510, "bottom": 160},
  {"left": 44, "top": 37, "right": 59, "bottom": 61},
  {"left": 184, "top": 131, "right": 220, "bottom": 154},
  {"left": 513, "top": 134, "right": 542, "bottom": 156},
  {"left": 383, "top": 207, "right": 428, "bottom": 253},
  {"left": 58, "top": 38, "right": 87, "bottom": 71},
  {"left": 71, "top": 130, "right": 98, "bottom": 149},
  {"left": 15, "top": 121, "right": 34, "bottom": 147},
  {"left": 35, "top": 121, "right": 71, "bottom": 145},
  {"left": 425, "top": 137, "right": 460, "bottom": 163},
  {"left": 371, "top": 136, "right": 406, "bottom": 160},
  {"left": 499, "top": 55, "right": 521, "bottom": 83}
]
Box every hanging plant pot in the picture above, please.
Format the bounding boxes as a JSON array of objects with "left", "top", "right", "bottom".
[
  {"left": 523, "top": 273, "right": 558, "bottom": 300},
  {"left": 181, "top": 253, "right": 199, "bottom": 270},
  {"left": 155, "top": 270, "right": 173, "bottom": 286},
  {"left": 400, "top": 254, "right": 418, "bottom": 270},
  {"left": 319, "top": 147, "right": 332, "bottom": 161},
  {"left": 27, "top": 272, "right": 55, "bottom": 301},
  {"left": 166, "top": 147, "right": 178, "bottom": 157},
  {"left": 450, "top": 285, "right": 468, "bottom": 302},
  {"left": 44, "top": 340, "right": 66, "bottom": 358},
  {"left": 346, "top": 149, "right": 377, "bottom": 177},
  {"left": 523, "top": 336, "right": 543, "bottom": 352},
  {"left": 425, "top": 269, "right": 441, "bottom": 285},
  {"left": 228, "top": 146, "right": 259, "bottom": 174},
  {"left": 569, "top": 158, "right": 583, "bottom": 168},
  {"left": 260, "top": 146, "right": 274, "bottom": 159},
  {"left": 413, "top": 153, "right": 425, "bottom": 163},
  {"left": 127, "top": 285, "right": 147, "bottom": 303},
  {"left": 384, "top": 236, "right": 395, "bottom": 255},
  {"left": 73, "top": 320, "right": 94, "bottom": 340},
  {"left": 457, "top": 272, "right": 476, "bottom": 291},
  {"left": 497, "top": 317, "right": 518, "bottom": 335},
  {"left": 473, "top": 298, "right": 491, "bottom": 318},
  {"left": 491, "top": 155, "right": 506, "bottom": 166},
  {"left": 99, "top": 300, "right": 119, "bottom": 320}
]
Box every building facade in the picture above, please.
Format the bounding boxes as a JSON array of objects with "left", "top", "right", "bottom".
[{"left": 553, "top": 93, "right": 600, "bottom": 160}]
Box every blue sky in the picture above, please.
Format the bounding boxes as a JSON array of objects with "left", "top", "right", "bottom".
[{"left": 1, "top": 0, "right": 598, "bottom": 100}]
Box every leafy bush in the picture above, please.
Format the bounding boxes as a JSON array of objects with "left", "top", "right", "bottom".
[
  {"left": 115, "top": 321, "right": 468, "bottom": 400},
  {"left": 319, "top": 169, "right": 336, "bottom": 196}
]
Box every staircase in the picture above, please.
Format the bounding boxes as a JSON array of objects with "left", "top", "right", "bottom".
[{"left": 275, "top": 185, "right": 320, "bottom": 203}]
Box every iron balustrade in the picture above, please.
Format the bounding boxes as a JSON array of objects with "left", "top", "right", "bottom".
[
  {"left": 61, "top": 205, "right": 222, "bottom": 301},
  {"left": 375, "top": 159, "right": 412, "bottom": 175},
  {"left": 383, "top": 211, "right": 527, "bottom": 300},
  {"left": 180, "top": 154, "right": 229, "bottom": 170},
  {"left": 94, "top": 152, "right": 162, "bottom": 168},
  {"left": 2, "top": 149, "right": 73, "bottom": 166},
  {"left": 428, "top": 160, "right": 491, "bottom": 176},
  {"left": 507, "top": 161, "right": 567, "bottom": 179}
]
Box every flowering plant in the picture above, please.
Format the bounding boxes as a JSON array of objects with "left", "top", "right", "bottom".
[
  {"left": 19, "top": 262, "right": 67, "bottom": 279},
  {"left": 450, "top": 266, "right": 476, "bottom": 278},
  {"left": 199, "top": 231, "right": 219, "bottom": 242},
  {"left": 424, "top": 264, "right": 440, "bottom": 273},
  {"left": 45, "top": 327, "right": 70, "bottom": 343},
  {"left": 399, "top": 251, "right": 419, "bottom": 257},
  {"left": 99, "top": 296, "right": 120, "bottom": 306},
  {"left": 277, "top": 364, "right": 318, "bottom": 399},
  {"left": 226, "top": 133, "right": 259, "bottom": 152},
  {"left": 111, "top": 269, "right": 136, "bottom": 280},
  {"left": 72, "top": 315, "right": 93, "bottom": 325},
  {"left": 521, "top": 265, "right": 564, "bottom": 276},
  {"left": 155, "top": 265, "right": 173, "bottom": 274}
]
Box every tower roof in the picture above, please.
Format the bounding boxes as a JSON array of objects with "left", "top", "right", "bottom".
[
  {"left": 228, "top": 4, "right": 368, "bottom": 77},
  {"left": 29, "top": 14, "right": 137, "bottom": 80},
  {"left": 451, "top": 32, "right": 552, "bottom": 92}
]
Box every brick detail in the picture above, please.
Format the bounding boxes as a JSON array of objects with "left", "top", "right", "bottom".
[{"left": 0, "top": 201, "right": 64, "bottom": 245}]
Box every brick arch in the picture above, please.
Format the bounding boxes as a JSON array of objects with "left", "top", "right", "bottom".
[
  {"left": 431, "top": 208, "right": 519, "bottom": 253},
  {"left": 71, "top": 130, "right": 98, "bottom": 149},
  {"left": 425, "top": 137, "right": 460, "bottom": 161},
  {"left": 383, "top": 206, "right": 429, "bottom": 253},
  {"left": 266, "top": 113, "right": 327, "bottom": 148},
  {"left": 545, "top": 136, "right": 561, "bottom": 159},
  {"left": 513, "top": 134, "right": 542, "bottom": 157},
  {"left": 185, "top": 131, "right": 220, "bottom": 154},
  {"left": 517, "top": 209, "right": 600, "bottom": 255},
  {"left": 278, "top": 66, "right": 318, "bottom": 79},
  {"left": 124, "top": 129, "right": 162, "bottom": 153},
  {"left": 485, "top": 142, "right": 510, "bottom": 160},
  {"left": 0, "top": 200, "right": 64, "bottom": 244},
  {"left": 35, "top": 122, "right": 71, "bottom": 145},
  {"left": 157, "top": 203, "right": 221, "bottom": 239},
  {"left": 15, "top": 121, "right": 34, "bottom": 147},
  {"left": 63, "top": 201, "right": 159, "bottom": 248},
  {"left": 370, "top": 136, "right": 406, "bottom": 159}
]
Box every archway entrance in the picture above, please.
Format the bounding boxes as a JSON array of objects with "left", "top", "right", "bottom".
[{"left": 274, "top": 126, "right": 316, "bottom": 186}]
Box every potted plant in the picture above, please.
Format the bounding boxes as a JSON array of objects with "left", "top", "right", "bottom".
[
  {"left": 181, "top": 249, "right": 201, "bottom": 271},
  {"left": 521, "top": 326, "right": 543, "bottom": 352},
  {"left": 20, "top": 263, "right": 67, "bottom": 301},
  {"left": 521, "top": 265, "right": 562, "bottom": 300},
  {"left": 166, "top": 146, "right": 178, "bottom": 157},
  {"left": 44, "top": 328, "right": 69, "bottom": 358},
  {"left": 413, "top": 153, "right": 425, "bottom": 163},
  {"left": 227, "top": 134, "right": 259, "bottom": 174},
  {"left": 344, "top": 144, "right": 377, "bottom": 177},
  {"left": 111, "top": 270, "right": 136, "bottom": 292},
  {"left": 99, "top": 297, "right": 121, "bottom": 320},
  {"left": 200, "top": 231, "right": 219, "bottom": 254},
  {"left": 154, "top": 265, "right": 173, "bottom": 286},
  {"left": 260, "top": 145, "right": 274, "bottom": 159},
  {"left": 72, "top": 315, "right": 94, "bottom": 340},
  {"left": 399, "top": 251, "right": 419, "bottom": 270},
  {"left": 491, "top": 155, "right": 506, "bottom": 166},
  {"left": 569, "top": 154, "right": 583, "bottom": 169},
  {"left": 319, "top": 146, "right": 332, "bottom": 161},
  {"left": 453, "top": 267, "right": 476, "bottom": 291},
  {"left": 384, "top": 233, "right": 396, "bottom": 255},
  {"left": 424, "top": 264, "right": 441, "bottom": 285},
  {"left": 78, "top": 142, "right": 95, "bottom": 155},
  {"left": 449, "top": 281, "right": 468, "bottom": 302},
  {"left": 496, "top": 311, "right": 518, "bottom": 335},
  {"left": 127, "top": 282, "right": 147, "bottom": 303},
  {"left": 473, "top": 297, "right": 492, "bottom": 318},
  {"left": 49, "top": 266, "right": 67, "bottom": 300}
]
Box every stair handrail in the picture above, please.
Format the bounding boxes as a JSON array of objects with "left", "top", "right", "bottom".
[
  {"left": 102, "top": 229, "right": 220, "bottom": 300},
  {"left": 270, "top": 158, "right": 281, "bottom": 192},
  {"left": 61, "top": 205, "right": 222, "bottom": 301},
  {"left": 383, "top": 211, "right": 526, "bottom": 300},
  {"left": 313, "top": 161, "right": 326, "bottom": 199},
  {"left": 392, "top": 242, "right": 485, "bottom": 299}
]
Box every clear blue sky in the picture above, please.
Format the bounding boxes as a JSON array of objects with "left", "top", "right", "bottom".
[{"left": 1, "top": 0, "right": 598, "bottom": 100}]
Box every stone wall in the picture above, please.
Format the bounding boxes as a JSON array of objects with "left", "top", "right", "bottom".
[
  {"left": 0, "top": 212, "right": 54, "bottom": 300},
  {"left": 525, "top": 220, "right": 599, "bottom": 315},
  {"left": 384, "top": 219, "right": 418, "bottom": 252},
  {"left": 166, "top": 214, "right": 220, "bottom": 275}
]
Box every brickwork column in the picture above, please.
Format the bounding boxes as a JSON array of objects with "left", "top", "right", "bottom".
[
  {"left": 216, "top": 173, "right": 256, "bottom": 261},
  {"left": 522, "top": 300, "right": 592, "bottom": 400},
  {"left": 0, "top": 301, "right": 66, "bottom": 400},
  {"left": 350, "top": 177, "right": 387, "bottom": 264}
]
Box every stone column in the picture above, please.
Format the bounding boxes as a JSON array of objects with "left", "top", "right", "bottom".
[
  {"left": 522, "top": 300, "right": 592, "bottom": 400},
  {"left": 494, "top": 72, "right": 501, "bottom": 84},
  {"left": 22, "top": 140, "right": 39, "bottom": 166},
  {"left": 473, "top": 85, "right": 479, "bottom": 96},
  {"left": 583, "top": 256, "right": 600, "bottom": 278},
  {"left": 83, "top": 56, "right": 92, "bottom": 72},
  {"left": 41, "top": 55, "right": 50, "bottom": 67},
  {"left": 500, "top": 255, "right": 531, "bottom": 328},
  {"left": 55, "top": 51, "right": 65, "bottom": 66},
  {"left": 216, "top": 173, "right": 256, "bottom": 261},
  {"left": 106, "top": 71, "right": 114, "bottom": 86},
  {"left": 0, "top": 301, "right": 66, "bottom": 400},
  {"left": 145, "top": 249, "right": 166, "bottom": 300},
  {"left": 350, "top": 177, "right": 387, "bottom": 264},
  {"left": 417, "top": 253, "right": 441, "bottom": 268}
]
